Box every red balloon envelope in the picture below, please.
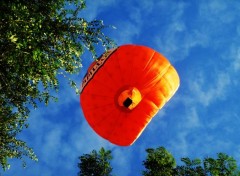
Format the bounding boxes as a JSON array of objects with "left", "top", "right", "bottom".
[{"left": 80, "top": 44, "right": 180, "bottom": 146}]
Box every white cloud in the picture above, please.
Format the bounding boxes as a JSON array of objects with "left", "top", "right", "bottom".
[
  {"left": 8, "top": 77, "right": 117, "bottom": 175},
  {"left": 5, "top": 1, "right": 240, "bottom": 176},
  {"left": 237, "top": 25, "right": 240, "bottom": 36},
  {"left": 113, "top": 21, "right": 141, "bottom": 45},
  {"left": 187, "top": 71, "right": 230, "bottom": 107},
  {"left": 111, "top": 148, "right": 133, "bottom": 176},
  {"left": 229, "top": 46, "right": 240, "bottom": 72},
  {"left": 123, "top": 0, "right": 155, "bottom": 25},
  {"left": 153, "top": 2, "right": 210, "bottom": 62},
  {"left": 233, "top": 146, "right": 240, "bottom": 164},
  {"left": 80, "top": 0, "right": 116, "bottom": 20},
  {"left": 169, "top": 130, "right": 189, "bottom": 157},
  {"left": 184, "top": 108, "right": 201, "bottom": 128},
  {"left": 199, "top": 0, "right": 237, "bottom": 24}
]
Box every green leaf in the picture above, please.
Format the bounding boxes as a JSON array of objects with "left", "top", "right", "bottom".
[
  {"left": 9, "top": 34, "right": 18, "bottom": 43},
  {"left": 0, "top": 0, "right": 115, "bottom": 170}
]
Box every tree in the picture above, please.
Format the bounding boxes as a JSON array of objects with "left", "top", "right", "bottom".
[
  {"left": 78, "top": 147, "right": 240, "bottom": 176},
  {"left": 142, "top": 147, "right": 176, "bottom": 176},
  {"left": 78, "top": 147, "right": 113, "bottom": 176},
  {"left": 0, "top": 0, "right": 115, "bottom": 170},
  {"left": 174, "top": 157, "right": 205, "bottom": 176},
  {"left": 174, "top": 153, "right": 240, "bottom": 175},
  {"left": 143, "top": 147, "right": 240, "bottom": 176}
]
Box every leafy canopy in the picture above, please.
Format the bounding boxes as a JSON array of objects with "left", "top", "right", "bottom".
[
  {"left": 142, "top": 147, "right": 176, "bottom": 176},
  {"left": 0, "top": 0, "right": 115, "bottom": 170},
  {"left": 143, "top": 147, "right": 240, "bottom": 176},
  {"left": 78, "top": 147, "right": 113, "bottom": 176},
  {"left": 78, "top": 147, "right": 240, "bottom": 176}
]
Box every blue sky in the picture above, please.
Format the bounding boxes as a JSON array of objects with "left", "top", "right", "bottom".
[{"left": 3, "top": 0, "right": 240, "bottom": 175}]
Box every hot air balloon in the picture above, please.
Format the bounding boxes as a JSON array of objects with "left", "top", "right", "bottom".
[{"left": 80, "top": 44, "right": 180, "bottom": 146}]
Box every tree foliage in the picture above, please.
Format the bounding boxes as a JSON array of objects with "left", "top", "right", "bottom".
[
  {"left": 174, "top": 153, "right": 240, "bottom": 175},
  {"left": 142, "top": 147, "right": 176, "bottom": 176},
  {"left": 0, "top": 0, "right": 115, "bottom": 170},
  {"left": 78, "top": 147, "right": 113, "bottom": 176},
  {"left": 78, "top": 147, "right": 240, "bottom": 176},
  {"left": 143, "top": 147, "right": 240, "bottom": 176}
]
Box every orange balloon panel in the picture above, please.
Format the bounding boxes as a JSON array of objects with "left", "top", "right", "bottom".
[{"left": 80, "top": 44, "right": 180, "bottom": 146}]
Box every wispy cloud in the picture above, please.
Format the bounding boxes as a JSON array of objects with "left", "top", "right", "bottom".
[
  {"left": 228, "top": 46, "right": 240, "bottom": 73},
  {"left": 113, "top": 21, "right": 141, "bottom": 44},
  {"left": 199, "top": 1, "right": 239, "bottom": 24},
  {"left": 4, "top": 1, "right": 240, "bottom": 176},
  {"left": 111, "top": 148, "right": 133, "bottom": 176},
  {"left": 152, "top": 2, "right": 209, "bottom": 62},
  {"left": 80, "top": 0, "right": 116, "bottom": 20},
  {"left": 188, "top": 71, "right": 231, "bottom": 107}
]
